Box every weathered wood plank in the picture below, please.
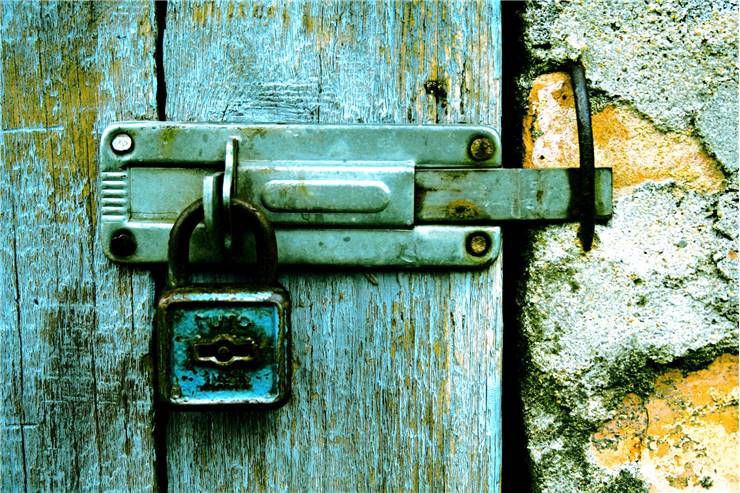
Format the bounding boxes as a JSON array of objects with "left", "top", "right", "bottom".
[
  {"left": 1, "top": 2, "right": 158, "bottom": 491},
  {"left": 163, "top": 1, "right": 501, "bottom": 491}
]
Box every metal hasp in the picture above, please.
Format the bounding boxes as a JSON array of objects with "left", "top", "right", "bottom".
[{"left": 99, "top": 123, "right": 612, "bottom": 268}]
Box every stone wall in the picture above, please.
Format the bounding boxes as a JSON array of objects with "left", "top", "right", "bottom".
[{"left": 514, "top": 1, "right": 738, "bottom": 492}]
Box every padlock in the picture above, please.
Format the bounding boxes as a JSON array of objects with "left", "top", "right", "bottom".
[{"left": 156, "top": 198, "right": 290, "bottom": 409}]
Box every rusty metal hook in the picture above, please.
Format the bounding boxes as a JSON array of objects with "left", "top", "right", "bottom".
[{"left": 569, "top": 62, "right": 596, "bottom": 251}]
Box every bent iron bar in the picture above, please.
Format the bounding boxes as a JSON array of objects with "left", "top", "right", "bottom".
[{"left": 570, "top": 62, "right": 596, "bottom": 251}]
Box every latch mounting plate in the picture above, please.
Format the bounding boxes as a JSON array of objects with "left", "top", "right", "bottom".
[{"left": 99, "top": 122, "right": 610, "bottom": 268}]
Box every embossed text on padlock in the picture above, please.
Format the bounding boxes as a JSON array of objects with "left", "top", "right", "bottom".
[{"left": 156, "top": 198, "right": 291, "bottom": 409}]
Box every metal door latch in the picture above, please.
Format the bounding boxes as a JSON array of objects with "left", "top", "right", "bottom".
[{"left": 99, "top": 67, "right": 610, "bottom": 268}]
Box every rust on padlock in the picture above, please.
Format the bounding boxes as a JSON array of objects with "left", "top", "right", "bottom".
[{"left": 157, "top": 198, "right": 291, "bottom": 409}]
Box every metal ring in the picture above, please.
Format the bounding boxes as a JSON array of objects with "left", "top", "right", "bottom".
[
  {"left": 222, "top": 138, "right": 239, "bottom": 251},
  {"left": 569, "top": 62, "right": 595, "bottom": 251},
  {"left": 203, "top": 172, "right": 225, "bottom": 252}
]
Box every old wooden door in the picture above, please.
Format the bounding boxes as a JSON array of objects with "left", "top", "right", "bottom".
[{"left": 1, "top": 1, "right": 502, "bottom": 491}]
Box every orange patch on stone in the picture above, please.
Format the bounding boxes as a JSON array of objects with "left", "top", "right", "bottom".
[
  {"left": 592, "top": 393, "right": 647, "bottom": 464},
  {"left": 590, "top": 354, "right": 739, "bottom": 492},
  {"left": 523, "top": 72, "right": 725, "bottom": 196}
]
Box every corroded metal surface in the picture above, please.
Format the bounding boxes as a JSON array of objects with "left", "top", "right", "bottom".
[
  {"left": 98, "top": 122, "right": 508, "bottom": 267},
  {"left": 166, "top": 199, "right": 278, "bottom": 287},
  {"left": 99, "top": 120, "right": 610, "bottom": 266},
  {"left": 158, "top": 198, "right": 290, "bottom": 408},
  {"left": 100, "top": 122, "right": 502, "bottom": 168},
  {"left": 157, "top": 290, "right": 290, "bottom": 409},
  {"left": 570, "top": 63, "right": 596, "bottom": 250},
  {"left": 415, "top": 168, "right": 612, "bottom": 222}
]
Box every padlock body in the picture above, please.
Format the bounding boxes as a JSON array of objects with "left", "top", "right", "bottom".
[{"left": 156, "top": 285, "right": 290, "bottom": 408}]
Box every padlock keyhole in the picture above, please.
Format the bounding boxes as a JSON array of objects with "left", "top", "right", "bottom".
[
  {"left": 193, "top": 336, "right": 259, "bottom": 367},
  {"left": 216, "top": 345, "right": 232, "bottom": 362}
]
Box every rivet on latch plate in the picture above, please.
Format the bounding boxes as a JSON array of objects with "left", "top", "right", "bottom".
[
  {"left": 468, "top": 135, "right": 496, "bottom": 162},
  {"left": 466, "top": 231, "right": 492, "bottom": 257},
  {"left": 110, "top": 132, "right": 133, "bottom": 154}
]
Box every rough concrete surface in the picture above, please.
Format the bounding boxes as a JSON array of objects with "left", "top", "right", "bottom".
[
  {"left": 517, "top": 1, "right": 739, "bottom": 492},
  {"left": 522, "top": 0, "right": 738, "bottom": 134},
  {"left": 590, "top": 355, "right": 738, "bottom": 492}
]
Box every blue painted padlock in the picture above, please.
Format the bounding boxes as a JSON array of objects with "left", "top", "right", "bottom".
[{"left": 156, "top": 198, "right": 290, "bottom": 409}]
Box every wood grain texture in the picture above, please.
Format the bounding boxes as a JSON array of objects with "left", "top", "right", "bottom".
[
  {"left": 163, "top": 1, "right": 502, "bottom": 491},
  {"left": 0, "top": 3, "right": 158, "bottom": 491}
]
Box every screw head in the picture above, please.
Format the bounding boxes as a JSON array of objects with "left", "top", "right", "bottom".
[
  {"left": 111, "top": 132, "right": 134, "bottom": 154},
  {"left": 469, "top": 136, "right": 495, "bottom": 161},
  {"left": 109, "top": 229, "right": 137, "bottom": 257},
  {"left": 466, "top": 232, "right": 491, "bottom": 257}
]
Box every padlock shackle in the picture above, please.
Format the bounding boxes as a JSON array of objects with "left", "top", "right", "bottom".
[{"left": 167, "top": 198, "right": 278, "bottom": 288}]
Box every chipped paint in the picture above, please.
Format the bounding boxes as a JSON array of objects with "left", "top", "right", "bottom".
[{"left": 1, "top": 2, "right": 158, "bottom": 491}]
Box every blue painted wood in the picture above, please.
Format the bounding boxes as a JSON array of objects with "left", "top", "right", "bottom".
[
  {"left": 1, "top": 2, "right": 158, "bottom": 491},
  {"left": 1, "top": 1, "right": 503, "bottom": 490},
  {"left": 163, "top": 1, "right": 502, "bottom": 491}
]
